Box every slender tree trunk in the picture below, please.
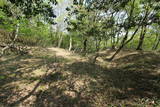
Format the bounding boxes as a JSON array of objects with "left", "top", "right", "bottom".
[
  {"left": 69, "top": 35, "right": 73, "bottom": 51},
  {"left": 95, "top": 38, "right": 98, "bottom": 51},
  {"left": 116, "top": 34, "right": 119, "bottom": 46},
  {"left": 152, "top": 34, "right": 158, "bottom": 50},
  {"left": 95, "top": 38, "right": 101, "bottom": 52},
  {"left": 49, "top": 25, "right": 54, "bottom": 46},
  {"left": 111, "top": 36, "right": 115, "bottom": 50},
  {"left": 109, "top": 41, "right": 126, "bottom": 61},
  {"left": 154, "top": 38, "right": 160, "bottom": 50},
  {"left": 136, "top": 26, "right": 147, "bottom": 50},
  {"left": 153, "top": 35, "right": 160, "bottom": 50},
  {"left": 109, "top": 26, "right": 140, "bottom": 61},
  {"left": 83, "top": 38, "right": 87, "bottom": 52},
  {"left": 104, "top": 41, "right": 107, "bottom": 48},
  {"left": 152, "top": 34, "right": 160, "bottom": 50},
  {"left": 12, "top": 23, "right": 19, "bottom": 44},
  {"left": 109, "top": 30, "right": 129, "bottom": 60},
  {"left": 58, "top": 33, "right": 63, "bottom": 48},
  {"left": 105, "top": 40, "right": 108, "bottom": 49}
]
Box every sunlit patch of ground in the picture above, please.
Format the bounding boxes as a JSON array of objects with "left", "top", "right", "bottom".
[
  {"left": 0, "top": 47, "right": 160, "bottom": 107},
  {"left": 48, "top": 47, "right": 86, "bottom": 62}
]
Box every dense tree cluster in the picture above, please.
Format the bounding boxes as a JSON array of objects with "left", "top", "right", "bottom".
[{"left": 66, "top": 0, "right": 160, "bottom": 59}]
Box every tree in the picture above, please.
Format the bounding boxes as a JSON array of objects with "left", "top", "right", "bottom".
[{"left": 0, "top": 0, "right": 57, "bottom": 55}]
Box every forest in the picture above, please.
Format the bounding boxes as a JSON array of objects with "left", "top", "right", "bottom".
[{"left": 0, "top": 0, "right": 160, "bottom": 106}]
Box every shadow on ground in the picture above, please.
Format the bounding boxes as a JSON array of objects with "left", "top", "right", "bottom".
[
  {"left": 0, "top": 50, "right": 160, "bottom": 106},
  {"left": 63, "top": 52, "right": 160, "bottom": 106},
  {"left": 0, "top": 50, "right": 68, "bottom": 106}
]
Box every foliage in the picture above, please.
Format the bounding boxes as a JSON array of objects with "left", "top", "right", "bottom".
[{"left": 0, "top": 0, "right": 160, "bottom": 53}]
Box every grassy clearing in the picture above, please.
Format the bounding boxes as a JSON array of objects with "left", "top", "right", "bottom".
[{"left": 0, "top": 48, "right": 160, "bottom": 107}]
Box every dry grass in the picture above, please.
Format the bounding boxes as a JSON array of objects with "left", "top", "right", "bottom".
[{"left": 0, "top": 47, "right": 160, "bottom": 107}]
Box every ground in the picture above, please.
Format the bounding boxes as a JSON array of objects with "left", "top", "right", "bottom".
[{"left": 0, "top": 47, "right": 160, "bottom": 107}]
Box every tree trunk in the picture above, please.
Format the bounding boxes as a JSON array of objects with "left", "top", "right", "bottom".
[
  {"left": 152, "top": 34, "right": 160, "bottom": 50},
  {"left": 136, "top": 26, "right": 147, "bottom": 50},
  {"left": 95, "top": 38, "right": 101, "bottom": 52},
  {"left": 116, "top": 34, "right": 120, "bottom": 46},
  {"left": 109, "top": 42, "right": 125, "bottom": 61},
  {"left": 154, "top": 38, "right": 160, "bottom": 50},
  {"left": 69, "top": 35, "right": 73, "bottom": 51},
  {"left": 109, "top": 26, "right": 140, "bottom": 61},
  {"left": 153, "top": 35, "right": 160, "bottom": 50},
  {"left": 83, "top": 38, "right": 87, "bottom": 52},
  {"left": 111, "top": 36, "right": 115, "bottom": 50},
  {"left": 50, "top": 25, "right": 55, "bottom": 46},
  {"left": 58, "top": 33, "right": 63, "bottom": 48},
  {"left": 105, "top": 40, "right": 108, "bottom": 49}
]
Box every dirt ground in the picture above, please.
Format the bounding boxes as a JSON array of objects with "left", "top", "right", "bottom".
[{"left": 0, "top": 47, "right": 160, "bottom": 107}]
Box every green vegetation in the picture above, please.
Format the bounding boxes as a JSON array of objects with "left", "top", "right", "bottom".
[{"left": 0, "top": 0, "right": 160, "bottom": 107}]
